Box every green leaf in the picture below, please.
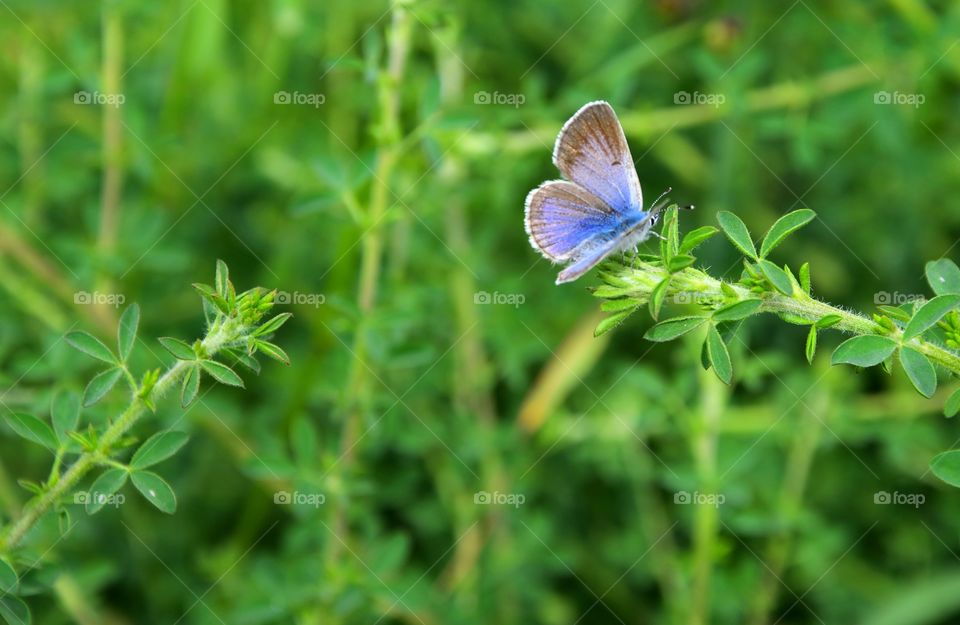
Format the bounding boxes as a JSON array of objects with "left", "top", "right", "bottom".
[
  {"left": 644, "top": 316, "right": 708, "bottom": 342},
  {"left": 131, "top": 431, "right": 189, "bottom": 469},
  {"left": 215, "top": 259, "right": 230, "bottom": 298},
  {"left": 4, "top": 413, "right": 57, "bottom": 450},
  {"left": 712, "top": 299, "right": 762, "bottom": 322},
  {"left": 926, "top": 259, "right": 960, "bottom": 295},
  {"left": 899, "top": 347, "right": 937, "bottom": 398},
  {"left": 131, "top": 471, "right": 177, "bottom": 514},
  {"left": 876, "top": 305, "right": 911, "bottom": 322},
  {"left": 815, "top": 314, "right": 843, "bottom": 329},
  {"left": 200, "top": 360, "right": 244, "bottom": 387},
  {"left": 929, "top": 450, "right": 960, "bottom": 487},
  {"left": 221, "top": 348, "right": 262, "bottom": 374},
  {"left": 192, "top": 283, "right": 231, "bottom": 315},
  {"left": 649, "top": 277, "right": 671, "bottom": 321},
  {"left": 831, "top": 335, "right": 898, "bottom": 367},
  {"left": 799, "top": 262, "right": 811, "bottom": 295},
  {"left": 756, "top": 259, "right": 794, "bottom": 295},
  {"left": 717, "top": 211, "right": 757, "bottom": 259},
  {"left": 805, "top": 326, "right": 817, "bottom": 364},
  {"left": 181, "top": 365, "right": 200, "bottom": 407},
  {"left": 64, "top": 331, "right": 116, "bottom": 364},
  {"left": 58, "top": 507, "right": 71, "bottom": 536},
  {"left": 85, "top": 469, "right": 128, "bottom": 515},
  {"left": 252, "top": 312, "right": 293, "bottom": 338},
  {"left": 158, "top": 337, "right": 196, "bottom": 360},
  {"left": 0, "top": 595, "right": 31, "bottom": 625},
  {"left": 116, "top": 305, "right": 139, "bottom": 362},
  {"left": 83, "top": 368, "right": 123, "bottom": 406},
  {"left": 666, "top": 206, "right": 679, "bottom": 257},
  {"left": 903, "top": 294, "right": 960, "bottom": 340},
  {"left": 705, "top": 325, "right": 732, "bottom": 384},
  {"left": 17, "top": 480, "right": 42, "bottom": 496},
  {"left": 678, "top": 226, "right": 719, "bottom": 255},
  {"left": 594, "top": 310, "right": 633, "bottom": 337},
  {"left": 600, "top": 298, "right": 640, "bottom": 313},
  {"left": 51, "top": 390, "right": 80, "bottom": 445},
  {"left": 0, "top": 558, "right": 18, "bottom": 594},
  {"left": 945, "top": 388, "right": 960, "bottom": 418},
  {"left": 667, "top": 255, "right": 695, "bottom": 273},
  {"left": 255, "top": 340, "right": 291, "bottom": 365},
  {"left": 759, "top": 209, "right": 816, "bottom": 258}
]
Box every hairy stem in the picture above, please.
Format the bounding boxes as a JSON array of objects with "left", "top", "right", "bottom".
[
  {"left": 0, "top": 320, "right": 239, "bottom": 554},
  {"left": 609, "top": 260, "right": 960, "bottom": 375}
]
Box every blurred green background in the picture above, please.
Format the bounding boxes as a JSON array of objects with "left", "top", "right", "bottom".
[{"left": 2, "top": 0, "right": 960, "bottom": 623}]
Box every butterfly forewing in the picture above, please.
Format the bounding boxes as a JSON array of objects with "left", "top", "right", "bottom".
[
  {"left": 524, "top": 180, "right": 620, "bottom": 261},
  {"left": 552, "top": 101, "right": 643, "bottom": 214}
]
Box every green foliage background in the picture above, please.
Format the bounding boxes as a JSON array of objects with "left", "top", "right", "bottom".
[{"left": 2, "top": 0, "right": 960, "bottom": 623}]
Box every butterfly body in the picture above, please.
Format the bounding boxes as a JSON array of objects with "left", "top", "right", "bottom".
[{"left": 525, "top": 101, "right": 664, "bottom": 284}]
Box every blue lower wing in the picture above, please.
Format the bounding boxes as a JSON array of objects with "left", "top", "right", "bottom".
[
  {"left": 555, "top": 239, "right": 621, "bottom": 284},
  {"left": 524, "top": 180, "right": 620, "bottom": 261}
]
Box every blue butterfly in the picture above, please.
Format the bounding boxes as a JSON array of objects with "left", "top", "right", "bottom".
[{"left": 525, "top": 101, "right": 682, "bottom": 284}]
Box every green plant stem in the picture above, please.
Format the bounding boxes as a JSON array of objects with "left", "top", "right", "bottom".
[
  {"left": 612, "top": 261, "right": 960, "bottom": 375},
  {"left": 0, "top": 320, "right": 239, "bottom": 554},
  {"left": 331, "top": 1, "right": 412, "bottom": 557},
  {"left": 462, "top": 64, "right": 876, "bottom": 156},
  {"left": 96, "top": 5, "right": 123, "bottom": 265},
  {"left": 749, "top": 372, "right": 827, "bottom": 625},
  {"left": 690, "top": 348, "right": 726, "bottom": 625}
]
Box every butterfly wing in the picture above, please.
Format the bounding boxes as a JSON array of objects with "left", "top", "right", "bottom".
[
  {"left": 552, "top": 101, "right": 642, "bottom": 214},
  {"left": 525, "top": 180, "right": 621, "bottom": 262},
  {"left": 554, "top": 239, "right": 621, "bottom": 284}
]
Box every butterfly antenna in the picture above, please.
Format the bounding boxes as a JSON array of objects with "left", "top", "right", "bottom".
[{"left": 650, "top": 187, "right": 672, "bottom": 208}]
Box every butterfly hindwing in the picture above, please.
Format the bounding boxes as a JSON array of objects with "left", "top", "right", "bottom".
[{"left": 524, "top": 180, "right": 620, "bottom": 262}]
